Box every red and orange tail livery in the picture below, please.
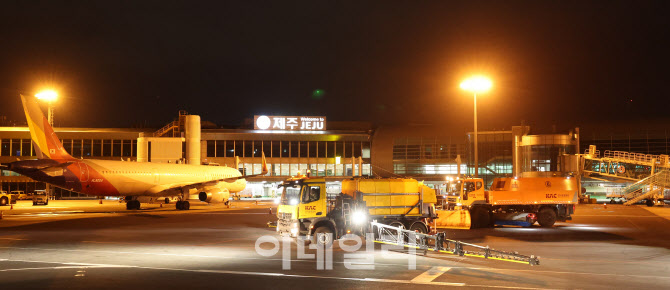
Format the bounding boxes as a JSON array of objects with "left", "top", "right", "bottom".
[{"left": 20, "top": 94, "right": 74, "bottom": 161}]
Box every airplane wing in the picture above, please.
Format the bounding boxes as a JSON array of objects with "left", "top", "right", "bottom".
[{"left": 146, "top": 152, "right": 268, "bottom": 196}]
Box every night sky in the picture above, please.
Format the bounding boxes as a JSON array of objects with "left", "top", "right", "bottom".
[{"left": 1, "top": 1, "right": 668, "bottom": 133}]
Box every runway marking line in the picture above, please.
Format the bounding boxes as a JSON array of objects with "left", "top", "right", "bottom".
[
  {"left": 411, "top": 266, "right": 451, "bottom": 283},
  {"left": 0, "top": 258, "right": 550, "bottom": 289},
  {"left": 4, "top": 246, "right": 670, "bottom": 281}
]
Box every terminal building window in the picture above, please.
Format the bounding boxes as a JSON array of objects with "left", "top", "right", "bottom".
[
  {"left": 62, "top": 139, "right": 72, "bottom": 155},
  {"left": 102, "top": 140, "right": 112, "bottom": 157},
  {"left": 335, "top": 141, "right": 344, "bottom": 157},
  {"left": 234, "top": 140, "right": 243, "bottom": 157},
  {"left": 11, "top": 139, "right": 20, "bottom": 156},
  {"left": 201, "top": 139, "right": 370, "bottom": 177},
  {"left": 21, "top": 139, "right": 32, "bottom": 156},
  {"left": 308, "top": 142, "right": 316, "bottom": 158},
  {"left": 393, "top": 137, "right": 467, "bottom": 176},
  {"left": 299, "top": 142, "right": 308, "bottom": 158},
  {"left": 262, "top": 141, "right": 271, "bottom": 157},
  {"left": 0, "top": 138, "right": 135, "bottom": 158},
  {"left": 1, "top": 139, "right": 10, "bottom": 156},
  {"left": 207, "top": 140, "right": 216, "bottom": 157},
  {"left": 318, "top": 142, "right": 326, "bottom": 158},
  {"left": 281, "top": 141, "right": 290, "bottom": 157},
  {"left": 122, "top": 140, "right": 136, "bottom": 156},
  {"left": 92, "top": 140, "right": 102, "bottom": 156},
  {"left": 272, "top": 141, "right": 281, "bottom": 157},
  {"left": 73, "top": 140, "right": 83, "bottom": 157},
  {"left": 83, "top": 139, "right": 92, "bottom": 157},
  {"left": 244, "top": 141, "right": 253, "bottom": 157},
  {"left": 289, "top": 141, "right": 298, "bottom": 157},
  {"left": 112, "top": 140, "right": 121, "bottom": 156}
]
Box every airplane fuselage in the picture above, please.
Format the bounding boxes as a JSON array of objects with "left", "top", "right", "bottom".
[{"left": 9, "top": 159, "right": 245, "bottom": 197}]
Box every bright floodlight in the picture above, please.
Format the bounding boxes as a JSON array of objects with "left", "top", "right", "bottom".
[
  {"left": 460, "top": 76, "right": 492, "bottom": 93},
  {"left": 35, "top": 90, "right": 58, "bottom": 102}
]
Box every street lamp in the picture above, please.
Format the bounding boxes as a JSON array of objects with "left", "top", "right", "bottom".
[
  {"left": 35, "top": 89, "right": 58, "bottom": 201},
  {"left": 35, "top": 90, "right": 58, "bottom": 126},
  {"left": 460, "top": 76, "right": 492, "bottom": 178}
]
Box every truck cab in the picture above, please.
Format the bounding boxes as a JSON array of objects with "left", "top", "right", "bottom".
[
  {"left": 443, "top": 178, "right": 487, "bottom": 208},
  {"left": 277, "top": 177, "right": 330, "bottom": 239}
]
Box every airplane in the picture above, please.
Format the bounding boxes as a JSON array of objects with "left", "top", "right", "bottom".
[{"left": 3, "top": 95, "right": 267, "bottom": 210}]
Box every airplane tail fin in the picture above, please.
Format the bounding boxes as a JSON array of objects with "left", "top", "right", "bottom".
[
  {"left": 20, "top": 94, "right": 73, "bottom": 160},
  {"left": 261, "top": 152, "right": 268, "bottom": 175}
]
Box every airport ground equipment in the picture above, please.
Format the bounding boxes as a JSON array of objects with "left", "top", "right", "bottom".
[
  {"left": 582, "top": 145, "right": 670, "bottom": 181},
  {"left": 436, "top": 177, "right": 578, "bottom": 229},
  {"left": 370, "top": 221, "right": 540, "bottom": 266},
  {"left": 0, "top": 191, "right": 17, "bottom": 206},
  {"left": 276, "top": 176, "right": 438, "bottom": 245},
  {"left": 581, "top": 145, "right": 670, "bottom": 205},
  {"left": 605, "top": 171, "right": 670, "bottom": 206},
  {"left": 32, "top": 190, "right": 48, "bottom": 206}
]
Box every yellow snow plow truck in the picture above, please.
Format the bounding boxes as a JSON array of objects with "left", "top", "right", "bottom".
[
  {"left": 276, "top": 176, "right": 438, "bottom": 245},
  {"left": 436, "top": 176, "right": 578, "bottom": 229}
]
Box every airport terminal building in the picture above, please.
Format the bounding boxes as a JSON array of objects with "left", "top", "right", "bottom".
[{"left": 2, "top": 111, "right": 669, "bottom": 199}]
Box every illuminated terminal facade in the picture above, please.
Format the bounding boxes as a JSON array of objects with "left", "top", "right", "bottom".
[{"left": 2, "top": 112, "right": 669, "bottom": 199}]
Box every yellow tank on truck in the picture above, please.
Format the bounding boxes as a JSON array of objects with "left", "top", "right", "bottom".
[
  {"left": 488, "top": 177, "right": 579, "bottom": 205},
  {"left": 341, "top": 178, "right": 436, "bottom": 216}
]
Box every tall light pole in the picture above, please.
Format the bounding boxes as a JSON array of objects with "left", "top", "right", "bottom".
[
  {"left": 460, "top": 76, "right": 492, "bottom": 178},
  {"left": 35, "top": 89, "right": 58, "bottom": 200},
  {"left": 35, "top": 90, "right": 58, "bottom": 126}
]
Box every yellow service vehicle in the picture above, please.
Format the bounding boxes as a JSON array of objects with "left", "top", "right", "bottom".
[
  {"left": 437, "top": 177, "right": 578, "bottom": 229},
  {"left": 277, "top": 176, "right": 438, "bottom": 245},
  {"left": 0, "top": 190, "right": 17, "bottom": 206}
]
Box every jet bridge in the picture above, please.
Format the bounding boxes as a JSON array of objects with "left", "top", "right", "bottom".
[
  {"left": 581, "top": 145, "right": 670, "bottom": 181},
  {"left": 580, "top": 145, "right": 670, "bottom": 205}
]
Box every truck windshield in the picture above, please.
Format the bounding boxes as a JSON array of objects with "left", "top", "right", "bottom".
[
  {"left": 446, "top": 181, "right": 463, "bottom": 196},
  {"left": 280, "top": 184, "right": 301, "bottom": 205}
]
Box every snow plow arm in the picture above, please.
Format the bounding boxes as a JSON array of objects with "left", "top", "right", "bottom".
[{"left": 370, "top": 221, "right": 540, "bottom": 266}]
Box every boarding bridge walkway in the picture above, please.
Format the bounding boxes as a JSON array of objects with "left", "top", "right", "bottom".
[
  {"left": 582, "top": 146, "right": 670, "bottom": 181},
  {"left": 581, "top": 145, "right": 670, "bottom": 205},
  {"left": 614, "top": 171, "right": 670, "bottom": 205}
]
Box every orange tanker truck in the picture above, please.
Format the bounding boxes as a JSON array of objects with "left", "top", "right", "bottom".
[{"left": 436, "top": 176, "right": 578, "bottom": 229}]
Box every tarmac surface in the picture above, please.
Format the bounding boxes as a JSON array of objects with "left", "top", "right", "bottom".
[{"left": 1, "top": 200, "right": 670, "bottom": 289}]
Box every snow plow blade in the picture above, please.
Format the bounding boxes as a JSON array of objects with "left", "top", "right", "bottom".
[{"left": 435, "top": 209, "right": 472, "bottom": 229}]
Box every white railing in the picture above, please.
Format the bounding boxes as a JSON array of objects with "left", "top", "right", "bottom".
[
  {"left": 602, "top": 150, "right": 659, "bottom": 164},
  {"left": 154, "top": 120, "right": 179, "bottom": 137},
  {"left": 622, "top": 171, "right": 670, "bottom": 200}
]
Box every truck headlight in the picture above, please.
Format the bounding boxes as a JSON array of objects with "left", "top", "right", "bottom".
[{"left": 352, "top": 210, "right": 367, "bottom": 225}]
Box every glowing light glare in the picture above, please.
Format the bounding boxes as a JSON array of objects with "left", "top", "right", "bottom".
[
  {"left": 460, "top": 76, "right": 492, "bottom": 93},
  {"left": 351, "top": 210, "right": 367, "bottom": 225},
  {"left": 35, "top": 90, "right": 58, "bottom": 102}
]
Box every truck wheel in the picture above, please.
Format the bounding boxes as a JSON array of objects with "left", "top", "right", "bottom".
[
  {"left": 409, "top": 222, "right": 427, "bottom": 234},
  {"left": 471, "top": 207, "right": 490, "bottom": 229},
  {"left": 646, "top": 199, "right": 654, "bottom": 207},
  {"left": 312, "top": 226, "right": 334, "bottom": 247},
  {"left": 537, "top": 208, "right": 557, "bottom": 227},
  {"left": 0, "top": 197, "right": 8, "bottom": 206}
]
